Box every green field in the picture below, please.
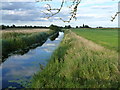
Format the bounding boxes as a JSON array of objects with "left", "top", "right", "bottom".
[
  {"left": 31, "top": 30, "right": 119, "bottom": 88},
  {"left": 71, "top": 28, "right": 118, "bottom": 51}
]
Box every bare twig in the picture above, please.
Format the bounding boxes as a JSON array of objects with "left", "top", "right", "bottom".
[
  {"left": 111, "top": 12, "right": 120, "bottom": 22},
  {"left": 36, "top": 0, "right": 81, "bottom": 23},
  {"left": 36, "top": 0, "right": 119, "bottom": 23}
]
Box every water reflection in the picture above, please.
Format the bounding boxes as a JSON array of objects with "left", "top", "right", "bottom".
[
  {"left": 2, "top": 40, "right": 46, "bottom": 62},
  {"left": 49, "top": 32, "right": 59, "bottom": 41},
  {"left": 1, "top": 32, "right": 64, "bottom": 89}
]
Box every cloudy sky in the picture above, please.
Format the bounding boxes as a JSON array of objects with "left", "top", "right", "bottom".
[{"left": 1, "top": 0, "right": 120, "bottom": 27}]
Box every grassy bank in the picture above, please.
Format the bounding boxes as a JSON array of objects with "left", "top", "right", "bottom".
[
  {"left": 2, "top": 30, "right": 55, "bottom": 60},
  {"left": 71, "top": 28, "right": 118, "bottom": 51},
  {"left": 31, "top": 30, "right": 119, "bottom": 88}
]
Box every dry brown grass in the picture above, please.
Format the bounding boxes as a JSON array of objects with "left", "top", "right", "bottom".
[
  {"left": 2, "top": 29, "right": 49, "bottom": 34},
  {"left": 71, "top": 31, "right": 104, "bottom": 51}
]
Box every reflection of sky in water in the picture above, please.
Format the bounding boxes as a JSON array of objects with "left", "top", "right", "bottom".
[{"left": 1, "top": 32, "right": 64, "bottom": 89}]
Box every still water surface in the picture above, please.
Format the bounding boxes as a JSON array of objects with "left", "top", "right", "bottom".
[{"left": 0, "top": 32, "right": 64, "bottom": 89}]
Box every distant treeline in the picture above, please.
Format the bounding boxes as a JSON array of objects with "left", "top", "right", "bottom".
[
  {"left": 1, "top": 24, "right": 105, "bottom": 30},
  {"left": 64, "top": 24, "right": 92, "bottom": 29},
  {"left": 0, "top": 25, "right": 68, "bottom": 30},
  {"left": 0, "top": 25, "right": 49, "bottom": 30}
]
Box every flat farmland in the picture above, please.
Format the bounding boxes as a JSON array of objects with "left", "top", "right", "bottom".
[{"left": 71, "top": 28, "right": 118, "bottom": 51}]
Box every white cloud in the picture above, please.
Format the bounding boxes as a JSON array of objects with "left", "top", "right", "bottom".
[
  {"left": 36, "top": 17, "right": 49, "bottom": 21},
  {"left": 2, "top": 0, "right": 35, "bottom": 2},
  {"left": 91, "top": 5, "right": 113, "bottom": 9},
  {"left": 2, "top": 0, "right": 54, "bottom": 2},
  {"left": 80, "top": 0, "right": 119, "bottom": 6},
  {"left": 1, "top": 0, "right": 119, "bottom": 27},
  {"left": 2, "top": 10, "right": 29, "bottom": 16}
]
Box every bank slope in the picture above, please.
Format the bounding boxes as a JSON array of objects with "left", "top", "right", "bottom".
[{"left": 31, "top": 30, "right": 119, "bottom": 88}]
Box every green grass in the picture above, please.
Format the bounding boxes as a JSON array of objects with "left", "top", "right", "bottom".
[
  {"left": 31, "top": 30, "right": 119, "bottom": 88},
  {"left": 71, "top": 28, "right": 118, "bottom": 51},
  {"left": 2, "top": 32, "right": 31, "bottom": 39}
]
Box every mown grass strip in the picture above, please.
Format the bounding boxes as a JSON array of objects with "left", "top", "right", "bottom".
[
  {"left": 71, "top": 28, "right": 118, "bottom": 51},
  {"left": 31, "top": 30, "right": 119, "bottom": 88}
]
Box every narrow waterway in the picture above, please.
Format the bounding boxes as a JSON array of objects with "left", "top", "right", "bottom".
[{"left": 0, "top": 32, "right": 64, "bottom": 89}]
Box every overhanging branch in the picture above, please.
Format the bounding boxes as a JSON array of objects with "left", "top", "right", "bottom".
[
  {"left": 36, "top": 0, "right": 81, "bottom": 23},
  {"left": 111, "top": 12, "right": 120, "bottom": 22}
]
